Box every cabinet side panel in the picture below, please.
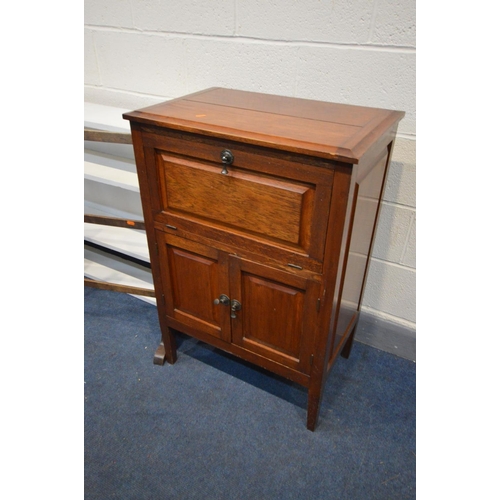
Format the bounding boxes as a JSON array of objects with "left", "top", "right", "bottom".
[{"left": 329, "top": 147, "right": 389, "bottom": 362}]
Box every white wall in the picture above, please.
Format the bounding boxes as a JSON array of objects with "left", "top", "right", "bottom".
[{"left": 84, "top": 0, "right": 416, "bottom": 332}]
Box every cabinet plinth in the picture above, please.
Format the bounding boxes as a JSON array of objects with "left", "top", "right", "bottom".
[{"left": 124, "top": 87, "right": 404, "bottom": 431}]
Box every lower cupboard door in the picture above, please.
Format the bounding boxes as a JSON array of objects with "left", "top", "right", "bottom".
[
  {"left": 156, "top": 231, "right": 231, "bottom": 342},
  {"left": 229, "top": 256, "right": 320, "bottom": 374}
]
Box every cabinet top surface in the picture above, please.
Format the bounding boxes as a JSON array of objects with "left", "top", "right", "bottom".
[{"left": 123, "top": 87, "right": 405, "bottom": 163}]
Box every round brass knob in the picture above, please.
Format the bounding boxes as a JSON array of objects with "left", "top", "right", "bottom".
[{"left": 220, "top": 149, "right": 234, "bottom": 165}]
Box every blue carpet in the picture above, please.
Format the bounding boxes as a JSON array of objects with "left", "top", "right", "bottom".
[{"left": 85, "top": 287, "right": 415, "bottom": 499}]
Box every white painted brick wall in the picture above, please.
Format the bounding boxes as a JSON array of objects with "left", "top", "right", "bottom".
[
  {"left": 84, "top": 0, "right": 416, "bottom": 332},
  {"left": 132, "top": 0, "right": 235, "bottom": 35}
]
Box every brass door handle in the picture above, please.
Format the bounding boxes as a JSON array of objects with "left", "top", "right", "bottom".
[
  {"left": 230, "top": 299, "right": 241, "bottom": 318},
  {"left": 214, "top": 294, "right": 230, "bottom": 306}
]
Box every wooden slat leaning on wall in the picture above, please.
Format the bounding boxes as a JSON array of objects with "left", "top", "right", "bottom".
[
  {"left": 84, "top": 128, "right": 133, "bottom": 144},
  {"left": 84, "top": 127, "right": 153, "bottom": 297}
]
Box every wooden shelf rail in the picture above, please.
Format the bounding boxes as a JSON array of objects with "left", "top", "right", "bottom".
[
  {"left": 84, "top": 128, "right": 133, "bottom": 144},
  {"left": 84, "top": 126, "right": 153, "bottom": 298},
  {"left": 84, "top": 214, "right": 146, "bottom": 231},
  {"left": 84, "top": 278, "right": 155, "bottom": 297}
]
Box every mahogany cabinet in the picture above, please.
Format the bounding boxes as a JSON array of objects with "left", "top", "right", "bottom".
[{"left": 123, "top": 88, "right": 404, "bottom": 431}]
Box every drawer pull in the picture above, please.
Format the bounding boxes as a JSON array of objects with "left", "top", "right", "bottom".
[
  {"left": 220, "top": 149, "right": 234, "bottom": 175},
  {"left": 166, "top": 224, "right": 177, "bottom": 230},
  {"left": 287, "top": 263, "right": 303, "bottom": 270}
]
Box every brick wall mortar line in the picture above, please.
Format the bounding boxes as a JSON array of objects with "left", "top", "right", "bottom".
[
  {"left": 233, "top": 0, "right": 238, "bottom": 36},
  {"left": 368, "top": 0, "right": 380, "bottom": 44},
  {"left": 84, "top": 84, "right": 176, "bottom": 101},
  {"left": 83, "top": 25, "right": 416, "bottom": 53},
  {"left": 370, "top": 256, "right": 416, "bottom": 272},
  {"left": 380, "top": 200, "right": 416, "bottom": 211},
  {"left": 397, "top": 133, "right": 416, "bottom": 141},
  {"left": 90, "top": 32, "right": 103, "bottom": 87},
  {"left": 399, "top": 211, "right": 416, "bottom": 265},
  {"left": 127, "top": 0, "right": 135, "bottom": 28}
]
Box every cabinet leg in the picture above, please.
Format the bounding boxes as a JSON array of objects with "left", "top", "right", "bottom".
[
  {"left": 153, "top": 328, "right": 177, "bottom": 365},
  {"left": 306, "top": 392, "right": 321, "bottom": 431},
  {"left": 340, "top": 323, "right": 357, "bottom": 359}
]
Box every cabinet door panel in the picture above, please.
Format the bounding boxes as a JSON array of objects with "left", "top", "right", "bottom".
[
  {"left": 147, "top": 130, "right": 334, "bottom": 264},
  {"left": 161, "top": 155, "right": 311, "bottom": 247},
  {"left": 157, "top": 232, "right": 230, "bottom": 341},
  {"left": 230, "top": 257, "right": 320, "bottom": 374}
]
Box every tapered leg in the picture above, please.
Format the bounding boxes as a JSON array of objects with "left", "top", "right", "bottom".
[
  {"left": 307, "top": 317, "right": 360, "bottom": 429},
  {"left": 306, "top": 391, "right": 321, "bottom": 431}
]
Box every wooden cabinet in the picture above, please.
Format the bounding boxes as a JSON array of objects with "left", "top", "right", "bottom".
[{"left": 124, "top": 88, "right": 404, "bottom": 430}]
